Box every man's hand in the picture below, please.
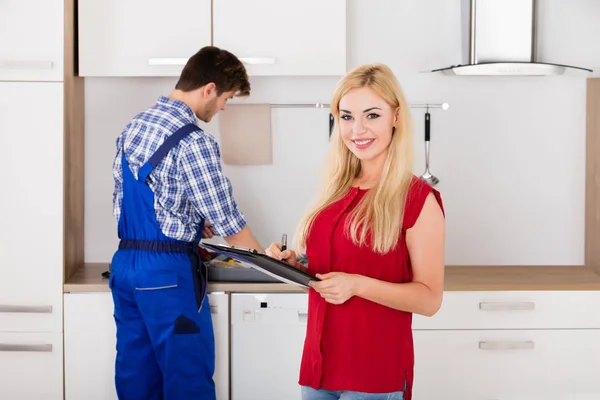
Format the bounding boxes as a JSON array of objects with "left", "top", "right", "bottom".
[{"left": 201, "top": 220, "right": 215, "bottom": 238}]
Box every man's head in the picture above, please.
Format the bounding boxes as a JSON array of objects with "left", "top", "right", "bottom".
[{"left": 173, "top": 46, "right": 251, "bottom": 122}]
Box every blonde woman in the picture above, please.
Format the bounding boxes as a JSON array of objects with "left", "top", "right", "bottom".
[{"left": 266, "top": 64, "right": 445, "bottom": 400}]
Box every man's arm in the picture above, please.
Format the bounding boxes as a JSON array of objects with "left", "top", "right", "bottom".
[
  {"left": 112, "top": 135, "right": 124, "bottom": 222},
  {"left": 180, "top": 134, "right": 264, "bottom": 252}
]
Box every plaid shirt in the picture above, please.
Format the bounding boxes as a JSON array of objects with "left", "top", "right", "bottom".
[{"left": 112, "top": 96, "right": 247, "bottom": 241}]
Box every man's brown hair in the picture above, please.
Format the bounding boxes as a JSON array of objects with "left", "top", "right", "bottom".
[{"left": 175, "top": 46, "right": 250, "bottom": 97}]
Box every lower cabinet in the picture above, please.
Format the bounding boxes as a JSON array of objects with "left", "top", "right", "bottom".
[
  {"left": 0, "top": 332, "right": 63, "bottom": 400},
  {"left": 413, "top": 329, "right": 600, "bottom": 400},
  {"left": 64, "top": 291, "right": 229, "bottom": 400},
  {"left": 412, "top": 290, "right": 600, "bottom": 400}
]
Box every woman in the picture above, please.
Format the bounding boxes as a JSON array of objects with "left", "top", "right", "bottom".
[{"left": 266, "top": 64, "right": 445, "bottom": 400}]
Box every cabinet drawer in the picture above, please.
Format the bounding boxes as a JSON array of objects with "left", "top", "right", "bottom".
[
  {"left": 0, "top": 332, "right": 63, "bottom": 400},
  {"left": 412, "top": 291, "right": 600, "bottom": 330},
  {"left": 413, "top": 329, "right": 600, "bottom": 399}
]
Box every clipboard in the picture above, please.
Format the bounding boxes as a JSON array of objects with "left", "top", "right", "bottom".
[{"left": 199, "top": 242, "right": 319, "bottom": 288}]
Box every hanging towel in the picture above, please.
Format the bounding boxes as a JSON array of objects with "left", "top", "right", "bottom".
[{"left": 218, "top": 104, "right": 272, "bottom": 165}]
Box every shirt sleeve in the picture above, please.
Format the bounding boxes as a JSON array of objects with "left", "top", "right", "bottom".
[
  {"left": 179, "top": 134, "right": 247, "bottom": 237},
  {"left": 112, "top": 135, "right": 124, "bottom": 223}
]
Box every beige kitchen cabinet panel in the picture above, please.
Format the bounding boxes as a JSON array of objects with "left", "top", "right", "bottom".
[
  {"left": 78, "top": 0, "right": 211, "bottom": 76},
  {"left": 64, "top": 292, "right": 229, "bottom": 400},
  {"left": 213, "top": 0, "right": 346, "bottom": 76},
  {"left": 0, "top": 82, "right": 63, "bottom": 333},
  {"left": 0, "top": 332, "right": 63, "bottom": 400},
  {"left": 0, "top": 0, "right": 64, "bottom": 81},
  {"left": 413, "top": 329, "right": 600, "bottom": 399}
]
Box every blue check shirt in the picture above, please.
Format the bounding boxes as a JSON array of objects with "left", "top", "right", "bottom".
[{"left": 112, "top": 96, "right": 247, "bottom": 241}]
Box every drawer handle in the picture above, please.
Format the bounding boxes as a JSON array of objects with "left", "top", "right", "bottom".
[
  {"left": 479, "top": 341, "right": 534, "bottom": 351},
  {"left": 479, "top": 302, "right": 535, "bottom": 311},
  {"left": 298, "top": 311, "right": 308, "bottom": 323},
  {"left": 239, "top": 57, "right": 276, "bottom": 65},
  {"left": 0, "top": 305, "right": 53, "bottom": 314},
  {"left": 148, "top": 58, "right": 188, "bottom": 66},
  {"left": 0, "top": 344, "right": 53, "bottom": 352},
  {"left": 0, "top": 60, "right": 54, "bottom": 70},
  {"left": 210, "top": 305, "right": 219, "bottom": 315}
]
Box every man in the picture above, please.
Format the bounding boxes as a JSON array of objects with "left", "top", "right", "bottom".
[{"left": 110, "top": 46, "right": 264, "bottom": 400}]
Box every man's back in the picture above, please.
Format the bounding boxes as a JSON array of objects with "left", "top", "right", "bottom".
[{"left": 112, "top": 95, "right": 247, "bottom": 241}]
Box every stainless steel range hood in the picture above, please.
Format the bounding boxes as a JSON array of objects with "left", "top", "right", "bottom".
[{"left": 432, "top": 0, "right": 592, "bottom": 76}]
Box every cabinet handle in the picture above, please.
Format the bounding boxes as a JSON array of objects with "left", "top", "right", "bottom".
[
  {"left": 0, "top": 305, "right": 52, "bottom": 314},
  {"left": 479, "top": 301, "right": 535, "bottom": 311},
  {"left": 239, "top": 57, "right": 276, "bottom": 65},
  {"left": 298, "top": 311, "right": 308, "bottom": 322},
  {"left": 0, "top": 344, "right": 53, "bottom": 352},
  {"left": 210, "top": 305, "right": 219, "bottom": 315},
  {"left": 479, "top": 341, "right": 534, "bottom": 351},
  {"left": 148, "top": 58, "right": 188, "bottom": 66},
  {"left": 0, "top": 60, "right": 54, "bottom": 70}
]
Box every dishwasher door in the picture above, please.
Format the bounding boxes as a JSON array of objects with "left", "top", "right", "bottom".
[{"left": 231, "top": 293, "right": 309, "bottom": 400}]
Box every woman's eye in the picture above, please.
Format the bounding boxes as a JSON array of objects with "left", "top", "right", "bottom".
[
  {"left": 367, "top": 113, "right": 380, "bottom": 119},
  {"left": 341, "top": 114, "right": 352, "bottom": 120}
]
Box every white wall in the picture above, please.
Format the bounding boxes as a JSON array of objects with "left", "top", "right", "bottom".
[{"left": 84, "top": 0, "right": 600, "bottom": 265}]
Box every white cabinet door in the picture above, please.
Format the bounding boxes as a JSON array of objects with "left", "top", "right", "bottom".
[
  {"left": 0, "top": 332, "right": 63, "bottom": 400},
  {"left": 78, "top": 0, "right": 212, "bottom": 77},
  {"left": 213, "top": 0, "right": 346, "bottom": 76},
  {"left": 0, "top": 0, "right": 64, "bottom": 81},
  {"left": 0, "top": 82, "right": 63, "bottom": 333},
  {"left": 64, "top": 292, "right": 229, "bottom": 400},
  {"left": 230, "top": 293, "right": 308, "bottom": 400},
  {"left": 413, "top": 329, "right": 600, "bottom": 399},
  {"left": 209, "top": 293, "right": 230, "bottom": 400},
  {"left": 64, "top": 293, "right": 118, "bottom": 400}
]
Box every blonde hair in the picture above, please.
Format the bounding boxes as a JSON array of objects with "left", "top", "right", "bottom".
[{"left": 294, "top": 64, "right": 415, "bottom": 254}]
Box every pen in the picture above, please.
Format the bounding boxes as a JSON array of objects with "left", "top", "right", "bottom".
[{"left": 281, "top": 233, "right": 287, "bottom": 252}]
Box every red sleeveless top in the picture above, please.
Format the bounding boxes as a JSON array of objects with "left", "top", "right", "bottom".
[{"left": 299, "top": 176, "right": 443, "bottom": 399}]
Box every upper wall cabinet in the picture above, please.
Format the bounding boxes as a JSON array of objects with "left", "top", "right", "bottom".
[
  {"left": 78, "top": 0, "right": 212, "bottom": 77},
  {"left": 0, "top": 0, "right": 64, "bottom": 81},
  {"left": 213, "top": 0, "right": 347, "bottom": 76}
]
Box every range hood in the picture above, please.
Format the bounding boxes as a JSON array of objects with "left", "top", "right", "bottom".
[{"left": 432, "top": 0, "right": 592, "bottom": 76}]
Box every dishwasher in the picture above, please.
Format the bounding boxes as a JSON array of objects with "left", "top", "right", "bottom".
[{"left": 231, "top": 292, "right": 309, "bottom": 400}]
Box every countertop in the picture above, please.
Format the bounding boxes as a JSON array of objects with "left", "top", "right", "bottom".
[{"left": 64, "top": 263, "right": 600, "bottom": 293}]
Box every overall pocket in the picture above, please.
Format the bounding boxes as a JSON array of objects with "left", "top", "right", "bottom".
[{"left": 134, "top": 270, "right": 181, "bottom": 314}]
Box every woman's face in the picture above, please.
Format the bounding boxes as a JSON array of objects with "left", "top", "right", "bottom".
[{"left": 338, "top": 87, "right": 397, "bottom": 163}]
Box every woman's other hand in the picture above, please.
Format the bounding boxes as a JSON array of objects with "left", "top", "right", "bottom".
[{"left": 309, "top": 272, "right": 360, "bottom": 305}]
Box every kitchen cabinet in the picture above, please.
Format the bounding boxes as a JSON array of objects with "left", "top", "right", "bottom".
[
  {"left": 230, "top": 293, "right": 309, "bottom": 400},
  {"left": 413, "top": 329, "right": 600, "bottom": 399},
  {"left": 412, "top": 291, "right": 600, "bottom": 399},
  {"left": 64, "top": 293, "right": 118, "bottom": 400},
  {"left": 0, "top": 0, "right": 64, "bottom": 81},
  {"left": 213, "top": 0, "right": 347, "bottom": 76},
  {"left": 64, "top": 291, "right": 230, "bottom": 400},
  {"left": 0, "top": 82, "right": 64, "bottom": 333},
  {"left": 78, "top": 0, "right": 212, "bottom": 77},
  {"left": 0, "top": 332, "right": 63, "bottom": 399}
]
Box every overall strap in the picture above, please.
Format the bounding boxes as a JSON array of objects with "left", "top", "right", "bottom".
[{"left": 138, "top": 123, "right": 200, "bottom": 182}]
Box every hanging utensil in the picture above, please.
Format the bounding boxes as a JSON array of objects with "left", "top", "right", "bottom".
[{"left": 420, "top": 109, "right": 439, "bottom": 186}]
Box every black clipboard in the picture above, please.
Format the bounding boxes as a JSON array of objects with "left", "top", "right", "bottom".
[{"left": 199, "top": 242, "right": 319, "bottom": 288}]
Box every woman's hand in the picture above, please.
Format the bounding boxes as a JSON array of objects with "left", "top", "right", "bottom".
[
  {"left": 265, "top": 242, "right": 307, "bottom": 272},
  {"left": 309, "top": 272, "right": 360, "bottom": 305}
]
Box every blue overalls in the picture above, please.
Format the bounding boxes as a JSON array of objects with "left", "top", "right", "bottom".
[{"left": 109, "top": 123, "right": 215, "bottom": 400}]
